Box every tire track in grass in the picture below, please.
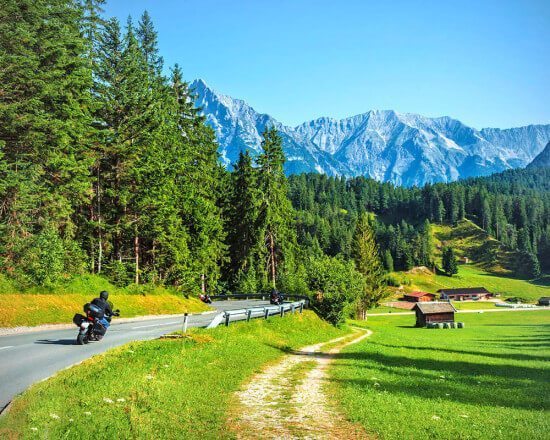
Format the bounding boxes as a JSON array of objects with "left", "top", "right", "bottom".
[{"left": 228, "top": 328, "right": 373, "bottom": 439}]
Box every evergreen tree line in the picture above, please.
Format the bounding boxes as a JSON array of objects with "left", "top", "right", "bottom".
[
  {"left": 0, "top": 1, "right": 225, "bottom": 289},
  {"left": 288, "top": 169, "right": 550, "bottom": 277}
]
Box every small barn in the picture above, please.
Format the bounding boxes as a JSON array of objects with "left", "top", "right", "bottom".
[
  {"left": 437, "top": 287, "right": 491, "bottom": 301},
  {"left": 538, "top": 297, "right": 550, "bottom": 306},
  {"left": 414, "top": 302, "right": 456, "bottom": 327},
  {"left": 403, "top": 291, "right": 436, "bottom": 302}
]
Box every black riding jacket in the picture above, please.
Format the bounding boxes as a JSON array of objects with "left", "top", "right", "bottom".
[{"left": 91, "top": 297, "right": 113, "bottom": 317}]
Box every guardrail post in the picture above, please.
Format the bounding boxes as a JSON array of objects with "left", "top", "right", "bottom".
[
  {"left": 246, "top": 310, "right": 252, "bottom": 322},
  {"left": 291, "top": 304, "right": 295, "bottom": 314},
  {"left": 182, "top": 313, "right": 189, "bottom": 333},
  {"left": 280, "top": 306, "right": 284, "bottom": 317},
  {"left": 299, "top": 302, "right": 304, "bottom": 313},
  {"left": 224, "top": 313, "right": 230, "bottom": 327},
  {"left": 264, "top": 308, "right": 269, "bottom": 319}
]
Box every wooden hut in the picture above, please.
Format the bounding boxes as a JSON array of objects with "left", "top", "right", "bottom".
[
  {"left": 414, "top": 302, "right": 456, "bottom": 327},
  {"left": 403, "top": 291, "right": 436, "bottom": 302}
]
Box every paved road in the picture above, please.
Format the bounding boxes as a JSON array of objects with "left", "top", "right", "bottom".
[{"left": 0, "top": 300, "right": 270, "bottom": 412}]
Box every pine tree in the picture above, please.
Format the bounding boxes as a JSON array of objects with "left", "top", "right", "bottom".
[
  {"left": 0, "top": 0, "right": 93, "bottom": 282},
  {"left": 137, "top": 10, "right": 163, "bottom": 75},
  {"left": 383, "top": 249, "right": 394, "bottom": 272},
  {"left": 226, "top": 151, "right": 261, "bottom": 286},
  {"left": 257, "top": 128, "right": 296, "bottom": 289},
  {"left": 442, "top": 247, "right": 458, "bottom": 276},
  {"left": 352, "top": 213, "right": 388, "bottom": 318}
]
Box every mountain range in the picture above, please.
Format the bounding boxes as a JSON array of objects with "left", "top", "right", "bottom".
[
  {"left": 527, "top": 142, "right": 550, "bottom": 169},
  {"left": 192, "top": 79, "right": 550, "bottom": 186}
]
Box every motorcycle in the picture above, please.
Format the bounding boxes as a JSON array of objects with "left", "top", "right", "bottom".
[
  {"left": 73, "top": 304, "right": 120, "bottom": 345},
  {"left": 270, "top": 290, "right": 284, "bottom": 305},
  {"left": 200, "top": 293, "right": 212, "bottom": 304}
]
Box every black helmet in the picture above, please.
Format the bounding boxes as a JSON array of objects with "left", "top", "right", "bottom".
[{"left": 100, "top": 290, "right": 109, "bottom": 300}]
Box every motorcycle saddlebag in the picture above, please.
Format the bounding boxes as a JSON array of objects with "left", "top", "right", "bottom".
[{"left": 73, "top": 313, "right": 86, "bottom": 326}]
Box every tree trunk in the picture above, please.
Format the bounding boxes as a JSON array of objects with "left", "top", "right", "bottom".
[
  {"left": 269, "top": 232, "right": 276, "bottom": 288},
  {"left": 134, "top": 220, "right": 139, "bottom": 284},
  {"left": 90, "top": 203, "right": 95, "bottom": 273},
  {"left": 97, "top": 166, "right": 102, "bottom": 273}
]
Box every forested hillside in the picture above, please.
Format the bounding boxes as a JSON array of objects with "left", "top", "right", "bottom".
[
  {"left": 1, "top": 1, "right": 547, "bottom": 323},
  {"left": 289, "top": 167, "right": 550, "bottom": 277}
]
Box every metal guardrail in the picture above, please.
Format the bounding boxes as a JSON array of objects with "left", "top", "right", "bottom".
[
  {"left": 210, "top": 293, "right": 310, "bottom": 305},
  {"left": 208, "top": 300, "right": 306, "bottom": 328}
]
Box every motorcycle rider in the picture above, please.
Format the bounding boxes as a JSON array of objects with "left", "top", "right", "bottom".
[
  {"left": 270, "top": 288, "right": 284, "bottom": 305},
  {"left": 91, "top": 290, "right": 115, "bottom": 329}
]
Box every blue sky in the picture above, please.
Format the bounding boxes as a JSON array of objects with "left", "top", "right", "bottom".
[{"left": 104, "top": 0, "right": 549, "bottom": 129}]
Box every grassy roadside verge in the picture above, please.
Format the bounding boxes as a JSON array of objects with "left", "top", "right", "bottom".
[
  {"left": 0, "top": 311, "right": 347, "bottom": 439},
  {"left": 0, "top": 274, "right": 210, "bottom": 327},
  {"left": 0, "top": 293, "right": 210, "bottom": 327},
  {"left": 329, "top": 311, "right": 550, "bottom": 439}
]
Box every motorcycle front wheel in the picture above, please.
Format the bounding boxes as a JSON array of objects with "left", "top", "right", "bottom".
[{"left": 76, "top": 333, "right": 88, "bottom": 345}]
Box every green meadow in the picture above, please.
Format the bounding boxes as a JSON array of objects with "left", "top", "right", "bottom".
[{"left": 330, "top": 311, "right": 550, "bottom": 439}]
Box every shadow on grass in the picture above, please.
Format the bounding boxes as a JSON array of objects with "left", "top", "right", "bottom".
[
  {"left": 367, "top": 341, "right": 550, "bottom": 362},
  {"left": 268, "top": 342, "right": 548, "bottom": 402},
  {"left": 328, "top": 373, "right": 545, "bottom": 411},
  {"left": 265, "top": 340, "right": 548, "bottom": 410},
  {"left": 529, "top": 274, "right": 550, "bottom": 287},
  {"left": 327, "top": 350, "right": 548, "bottom": 410}
]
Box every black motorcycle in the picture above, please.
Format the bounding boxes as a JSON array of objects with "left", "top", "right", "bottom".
[
  {"left": 73, "top": 303, "right": 120, "bottom": 345},
  {"left": 270, "top": 290, "right": 284, "bottom": 305}
]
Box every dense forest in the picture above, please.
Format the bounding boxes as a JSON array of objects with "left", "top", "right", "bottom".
[
  {"left": 1, "top": 1, "right": 548, "bottom": 322},
  {"left": 289, "top": 168, "right": 550, "bottom": 277}
]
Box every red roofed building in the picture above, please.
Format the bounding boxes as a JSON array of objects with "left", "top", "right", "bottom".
[{"left": 403, "top": 291, "right": 436, "bottom": 303}]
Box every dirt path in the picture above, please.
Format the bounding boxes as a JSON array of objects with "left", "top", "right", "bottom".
[{"left": 228, "top": 329, "right": 373, "bottom": 439}]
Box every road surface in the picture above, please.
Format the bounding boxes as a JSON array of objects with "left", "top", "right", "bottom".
[{"left": 0, "top": 300, "right": 269, "bottom": 412}]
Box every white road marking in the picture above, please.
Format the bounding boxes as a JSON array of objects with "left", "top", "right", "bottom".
[
  {"left": 131, "top": 321, "right": 179, "bottom": 329},
  {"left": 0, "top": 346, "right": 14, "bottom": 351}
]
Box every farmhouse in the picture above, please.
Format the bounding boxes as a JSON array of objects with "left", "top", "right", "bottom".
[
  {"left": 414, "top": 302, "right": 456, "bottom": 327},
  {"left": 538, "top": 297, "right": 550, "bottom": 306},
  {"left": 437, "top": 287, "right": 491, "bottom": 301},
  {"left": 403, "top": 291, "right": 436, "bottom": 302}
]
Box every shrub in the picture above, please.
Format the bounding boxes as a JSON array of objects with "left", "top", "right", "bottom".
[{"left": 303, "top": 255, "right": 364, "bottom": 325}]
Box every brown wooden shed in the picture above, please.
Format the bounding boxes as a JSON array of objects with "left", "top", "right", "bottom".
[
  {"left": 414, "top": 302, "right": 457, "bottom": 327},
  {"left": 403, "top": 291, "right": 436, "bottom": 302}
]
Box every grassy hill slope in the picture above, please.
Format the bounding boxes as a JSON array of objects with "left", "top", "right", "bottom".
[{"left": 392, "top": 220, "right": 549, "bottom": 302}]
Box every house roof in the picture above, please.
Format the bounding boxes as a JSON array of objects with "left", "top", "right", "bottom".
[
  {"left": 437, "top": 287, "right": 490, "bottom": 295},
  {"left": 404, "top": 291, "right": 435, "bottom": 298},
  {"left": 414, "top": 301, "right": 457, "bottom": 314}
]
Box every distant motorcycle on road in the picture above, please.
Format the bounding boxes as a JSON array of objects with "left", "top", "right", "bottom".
[
  {"left": 73, "top": 303, "right": 119, "bottom": 345},
  {"left": 270, "top": 289, "right": 284, "bottom": 305}
]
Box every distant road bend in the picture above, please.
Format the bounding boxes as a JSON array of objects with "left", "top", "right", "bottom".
[{"left": 0, "top": 300, "right": 269, "bottom": 413}]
